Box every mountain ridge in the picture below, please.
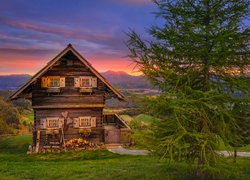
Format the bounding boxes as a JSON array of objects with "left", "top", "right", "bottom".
[{"left": 0, "top": 71, "right": 151, "bottom": 90}]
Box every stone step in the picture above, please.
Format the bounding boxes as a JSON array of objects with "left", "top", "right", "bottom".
[{"left": 105, "top": 144, "right": 122, "bottom": 149}]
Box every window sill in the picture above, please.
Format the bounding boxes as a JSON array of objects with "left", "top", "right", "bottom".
[
  {"left": 47, "top": 87, "right": 61, "bottom": 93},
  {"left": 74, "top": 126, "right": 92, "bottom": 129},
  {"left": 79, "top": 88, "right": 93, "bottom": 93}
]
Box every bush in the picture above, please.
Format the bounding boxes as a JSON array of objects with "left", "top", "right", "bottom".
[{"left": 0, "top": 97, "right": 20, "bottom": 134}]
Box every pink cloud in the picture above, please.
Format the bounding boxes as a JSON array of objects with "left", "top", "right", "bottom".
[{"left": 0, "top": 18, "right": 114, "bottom": 44}]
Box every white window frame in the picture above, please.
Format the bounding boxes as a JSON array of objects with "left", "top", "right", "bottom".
[
  {"left": 49, "top": 77, "right": 60, "bottom": 87},
  {"left": 79, "top": 116, "right": 91, "bottom": 128},
  {"left": 74, "top": 76, "right": 97, "bottom": 88},
  {"left": 80, "top": 77, "right": 92, "bottom": 88},
  {"left": 46, "top": 117, "right": 59, "bottom": 128}
]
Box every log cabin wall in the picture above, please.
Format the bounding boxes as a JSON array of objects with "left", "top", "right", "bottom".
[
  {"left": 34, "top": 108, "right": 103, "bottom": 128},
  {"left": 34, "top": 108, "right": 104, "bottom": 144}
]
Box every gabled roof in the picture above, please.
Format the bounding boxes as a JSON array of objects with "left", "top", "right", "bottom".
[{"left": 10, "top": 44, "right": 124, "bottom": 100}]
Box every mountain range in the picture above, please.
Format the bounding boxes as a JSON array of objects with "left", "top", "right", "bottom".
[{"left": 0, "top": 71, "right": 151, "bottom": 90}]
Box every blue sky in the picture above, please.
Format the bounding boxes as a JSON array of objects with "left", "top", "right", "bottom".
[{"left": 0, "top": 0, "right": 158, "bottom": 75}]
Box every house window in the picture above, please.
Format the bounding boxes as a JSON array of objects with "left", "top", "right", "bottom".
[
  {"left": 80, "top": 78, "right": 91, "bottom": 87},
  {"left": 47, "top": 118, "right": 59, "bottom": 128},
  {"left": 74, "top": 76, "right": 97, "bottom": 88},
  {"left": 79, "top": 117, "right": 91, "bottom": 127},
  {"left": 50, "top": 77, "right": 60, "bottom": 87},
  {"left": 42, "top": 76, "right": 65, "bottom": 88}
]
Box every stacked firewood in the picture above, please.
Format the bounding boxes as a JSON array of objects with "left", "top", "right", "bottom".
[{"left": 65, "top": 138, "right": 104, "bottom": 150}]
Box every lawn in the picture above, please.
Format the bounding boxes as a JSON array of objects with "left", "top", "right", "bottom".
[{"left": 0, "top": 135, "right": 249, "bottom": 179}]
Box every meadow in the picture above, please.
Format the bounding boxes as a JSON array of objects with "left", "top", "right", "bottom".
[{"left": 0, "top": 135, "right": 249, "bottom": 180}]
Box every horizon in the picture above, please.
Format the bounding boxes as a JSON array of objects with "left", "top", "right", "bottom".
[
  {"left": 0, "top": 69, "right": 143, "bottom": 76},
  {"left": 0, "top": 0, "right": 157, "bottom": 76}
]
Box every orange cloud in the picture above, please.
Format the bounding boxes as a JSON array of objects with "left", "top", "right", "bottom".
[{"left": 0, "top": 54, "right": 141, "bottom": 76}]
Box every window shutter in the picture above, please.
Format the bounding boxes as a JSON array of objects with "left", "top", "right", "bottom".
[
  {"left": 59, "top": 118, "right": 64, "bottom": 128},
  {"left": 74, "top": 77, "right": 80, "bottom": 87},
  {"left": 40, "top": 118, "right": 46, "bottom": 129},
  {"left": 73, "top": 118, "right": 79, "bottom": 128},
  {"left": 60, "top": 77, "right": 65, "bottom": 87},
  {"left": 47, "top": 77, "right": 51, "bottom": 87},
  {"left": 91, "top": 117, "right": 96, "bottom": 127},
  {"left": 92, "top": 77, "right": 97, "bottom": 88},
  {"left": 41, "top": 77, "right": 48, "bottom": 87}
]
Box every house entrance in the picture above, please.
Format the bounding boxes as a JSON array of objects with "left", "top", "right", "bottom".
[{"left": 104, "top": 125, "right": 120, "bottom": 144}]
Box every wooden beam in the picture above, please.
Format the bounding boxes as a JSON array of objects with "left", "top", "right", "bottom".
[
  {"left": 35, "top": 130, "right": 40, "bottom": 153},
  {"left": 32, "top": 104, "right": 104, "bottom": 109}
]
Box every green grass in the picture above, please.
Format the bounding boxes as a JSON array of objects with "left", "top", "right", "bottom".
[
  {"left": 133, "top": 114, "right": 155, "bottom": 124},
  {"left": 217, "top": 137, "right": 250, "bottom": 152},
  {"left": 119, "top": 115, "right": 134, "bottom": 123},
  {"left": 0, "top": 135, "right": 249, "bottom": 179},
  {"left": 238, "top": 145, "right": 250, "bottom": 152},
  {"left": 22, "top": 112, "right": 34, "bottom": 124}
]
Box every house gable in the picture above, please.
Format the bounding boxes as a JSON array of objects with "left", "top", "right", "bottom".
[{"left": 9, "top": 44, "right": 124, "bottom": 100}]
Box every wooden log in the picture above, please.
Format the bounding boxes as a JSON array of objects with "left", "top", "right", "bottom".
[{"left": 35, "top": 130, "right": 40, "bottom": 152}]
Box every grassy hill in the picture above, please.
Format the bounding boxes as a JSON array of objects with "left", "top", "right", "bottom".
[{"left": 1, "top": 135, "right": 249, "bottom": 179}]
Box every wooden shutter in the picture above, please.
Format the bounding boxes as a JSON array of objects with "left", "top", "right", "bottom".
[
  {"left": 92, "top": 77, "right": 97, "bottom": 88},
  {"left": 41, "top": 77, "right": 48, "bottom": 87},
  {"left": 60, "top": 77, "right": 65, "bottom": 87},
  {"left": 73, "top": 118, "right": 79, "bottom": 128},
  {"left": 59, "top": 118, "right": 64, "bottom": 128},
  {"left": 47, "top": 77, "right": 51, "bottom": 87},
  {"left": 74, "top": 77, "right": 80, "bottom": 87},
  {"left": 40, "top": 118, "right": 46, "bottom": 129},
  {"left": 91, "top": 117, "right": 96, "bottom": 127}
]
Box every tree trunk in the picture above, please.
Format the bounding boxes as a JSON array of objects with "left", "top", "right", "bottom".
[
  {"left": 196, "top": 153, "right": 205, "bottom": 177},
  {"left": 233, "top": 149, "right": 237, "bottom": 163}
]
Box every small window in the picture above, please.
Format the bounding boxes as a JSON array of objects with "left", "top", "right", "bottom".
[
  {"left": 47, "top": 118, "right": 59, "bottom": 128},
  {"left": 42, "top": 76, "right": 64, "bottom": 88},
  {"left": 50, "top": 77, "right": 60, "bottom": 87},
  {"left": 79, "top": 117, "right": 91, "bottom": 127},
  {"left": 74, "top": 77, "right": 97, "bottom": 88},
  {"left": 80, "top": 77, "right": 91, "bottom": 87}
]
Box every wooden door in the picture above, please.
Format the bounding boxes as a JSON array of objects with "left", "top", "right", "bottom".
[{"left": 105, "top": 127, "right": 120, "bottom": 144}]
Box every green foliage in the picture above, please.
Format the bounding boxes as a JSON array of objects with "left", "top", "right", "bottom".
[
  {"left": 134, "top": 114, "right": 156, "bottom": 124},
  {"left": 126, "top": 0, "right": 250, "bottom": 175},
  {"left": 0, "top": 135, "right": 249, "bottom": 179},
  {"left": 230, "top": 101, "right": 250, "bottom": 148},
  {"left": 145, "top": 91, "right": 238, "bottom": 162},
  {"left": 23, "top": 112, "right": 34, "bottom": 124},
  {"left": 129, "top": 114, "right": 157, "bottom": 149},
  {"left": 0, "top": 97, "right": 21, "bottom": 134},
  {"left": 119, "top": 115, "right": 134, "bottom": 123}
]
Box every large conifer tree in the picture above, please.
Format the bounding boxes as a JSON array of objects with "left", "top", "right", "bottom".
[{"left": 127, "top": 0, "right": 249, "bottom": 176}]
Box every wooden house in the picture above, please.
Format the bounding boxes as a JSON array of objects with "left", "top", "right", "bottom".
[{"left": 10, "top": 44, "right": 130, "bottom": 152}]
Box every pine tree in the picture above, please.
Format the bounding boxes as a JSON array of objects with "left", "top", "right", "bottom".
[{"left": 126, "top": 0, "right": 249, "bottom": 176}]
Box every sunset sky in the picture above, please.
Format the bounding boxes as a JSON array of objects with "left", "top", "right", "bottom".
[{"left": 0, "top": 0, "right": 159, "bottom": 76}]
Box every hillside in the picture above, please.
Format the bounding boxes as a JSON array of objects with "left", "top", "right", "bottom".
[
  {"left": 0, "top": 71, "right": 152, "bottom": 90},
  {"left": 101, "top": 70, "right": 152, "bottom": 89}
]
